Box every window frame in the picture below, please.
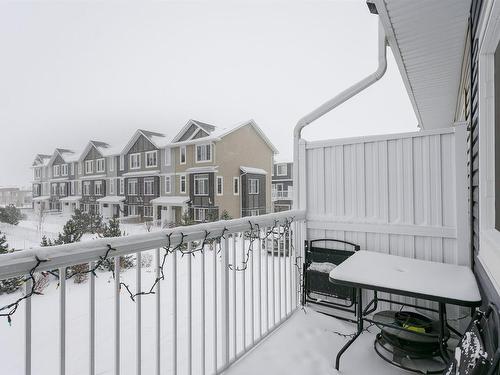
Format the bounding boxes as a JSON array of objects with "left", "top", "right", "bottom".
[
  {"left": 145, "top": 150, "right": 158, "bottom": 168},
  {"left": 96, "top": 158, "right": 105, "bottom": 173},
  {"left": 109, "top": 157, "right": 114, "bottom": 172},
  {"left": 249, "top": 178, "right": 259, "bottom": 194},
  {"left": 195, "top": 143, "right": 212, "bottom": 163},
  {"left": 164, "top": 148, "right": 171, "bottom": 166},
  {"left": 83, "top": 181, "right": 91, "bottom": 196},
  {"left": 216, "top": 176, "right": 223, "bottom": 196},
  {"left": 128, "top": 179, "right": 138, "bottom": 195},
  {"left": 85, "top": 160, "right": 93, "bottom": 174},
  {"left": 194, "top": 207, "right": 207, "bottom": 222},
  {"left": 276, "top": 163, "right": 287, "bottom": 176},
  {"left": 119, "top": 178, "right": 124, "bottom": 195},
  {"left": 233, "top": 177, "right": 239, "bottom": 195},
  {"left": 61, "top": 164, "right": 68, "bottom": 176},
  {"left": 194, "top": 174, "right": 209, "bottom": 196},
  {"left": 129, "top": 153, "right": 141, "bottom": 169},
  {"left": 180, "top": 146, "right": 187, "bottom": 165},
  {"left": 180, "top": 174, "right": 187, "bottom": 194},
  {"left": 165, "top": 175, "right": 172, "bottom": 194},
  {"left": 144, "top": 206, "right": 153, "bottom": 218},
  {"left": 94, "top": 181, "right": 103, "bottom": 196},
  {"left": 144, "top": 179, "right": 155, "bottom": 196}
]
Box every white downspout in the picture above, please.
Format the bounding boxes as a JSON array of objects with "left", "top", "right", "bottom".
[{"left": 293, "top": 20, "right": 387, "bottom": 210}]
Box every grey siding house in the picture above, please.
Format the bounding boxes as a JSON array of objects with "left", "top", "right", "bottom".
[{"left": 271, "top": 161, "right": 293, "bottom": 212}]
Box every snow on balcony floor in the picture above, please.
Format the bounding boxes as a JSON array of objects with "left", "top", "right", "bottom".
[{"left": 225, "top": 307, "right": 405, "bottom": 375}]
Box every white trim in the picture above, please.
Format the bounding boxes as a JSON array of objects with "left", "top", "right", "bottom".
[
  {"left": 96, "top": 158, "right": 105, "bottom": 173},
  {"left": 216, "top": 176, "right": 223, "bottom": 196},
  {"left": 129, "top": 153, "right": 141, "bottom": 169},
  {"left": 249, "top": 178, "right": 259, "bottom": 194},
  {"left": 165, "top": 175, "right": 172, "bottom": 194},
  {"left": 179, "top": 174, "right": 187, "bottom": 194},
  {"left": 276, "top": 163, "right": 287, "bottom": 176},
  {"left": 109, "top": 156, "right": 114, "bottom": 172},
  {"left": 119, "top": 178, "right": 124, "bottom": 195},
  {"left": 233, "top": 177, "right": 239, "bottom": 196},
  {"left": 195, "top": 143, "right": 212, "bottom": 163},
  {"left": 145, "top": 150, "right": 158, "bottom": 168},
  {"left": 85, "top": 160, "right": 93, "bottom": 174},
  {"left": 478, "top": 0, "right": 500, "bottom": 294},
  {"left": 180, "top": 146, "right": 187, "bottom": 165},
  {"left": 144, "top": 178, "right": 155, "bottom": 196},
  {"left": 164, "top": 148, "right": 171, "bottom": 166}
]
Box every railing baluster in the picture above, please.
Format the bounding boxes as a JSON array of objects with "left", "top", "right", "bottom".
[
  {"left": 288, "top": 226, "right": 292, "bottom": 314},
  {"left": 212, "top": 235, "right": 217, "bottom": 373},
  {"left": 60, "top": 267, "right": 66, "bottom": 375},
  {"left": 232, "top": 236, "right": 237, "bottom": 358},
  {"left": 264, "top": 227, "right": 269, "bottom": 332},
  {"left": 249, "top": 232, "right": 254, "bottom": 345},
  {"left": 187, "top": 243, "right": 192, "bottom": 375},
  {"left": 278, "top": 227, "right": 282, "bottom": 321},
  {"left": 155, "top": 249, "right": 160, "bottom": 375},
  {"left": 114, "top": 257, "right": 121, "bottom": 375},
  {"left": 240, "top": 233, "right": 246, "bottom": 350},
  {"left": 25, "top": 277, "right": 32, "bottom": 375},
  {"left": 89, "top": 261, "right": 95, "bottom": 375},
  {"left": 172, "top": 246, "right": 177, "bottom": 375},
  {"left": 221, "top": 237, "right": 230, "bottom": 367},
  {"left": 284, "top": 226, "right": 288, "bottom": 316},
  {"left": 271, "top": 228, "right": 275, "bottom": 326},
  {"left": 200, "top": 240, "right": 206, "bottom": 375},
  {"left": 136, "top": 253, "right": 141, "bottom": 375},
  {"left": 258, "top": 226, "right": 262, "bottom": 336}
]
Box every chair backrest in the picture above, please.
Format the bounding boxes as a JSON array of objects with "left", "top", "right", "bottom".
[
  {"left": 306, "top": 239, "right": 360, "bottom": 265},
  {"left": 444, "top": 303, "right": 500, "bottom": 375}
]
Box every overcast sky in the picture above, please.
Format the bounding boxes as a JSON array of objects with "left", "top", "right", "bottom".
[{"left": 0, "top": 0, "right": 417, "bottom": 187}]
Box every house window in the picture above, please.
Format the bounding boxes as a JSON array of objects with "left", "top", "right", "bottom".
[
  {"left": 77, "top": 181, "right": 82, "bottom": 195},
  {"left": 180, "top": 146, "right": 186, "bottom": 164},
  {"left": 250, "top": 209, "right": 260, "bottom": 216},
  {"left": 78, "top": 162, "right": 82, "bottom": 174},
  {"left": 70, "top": 163, "right": 74, "bottom": 175},
  {"left": 194, "top": 174, "right": 209, "bottom": 196},
  {"left": 51, "top": 184, "right": 57, "bottom": 195},
  {"left": 233, "top": 177, "right": 239, "bottom": 195},
  {"left": 180, "top": 175, "right": 187, "bottom": 193},
  {"left": 83, "top": 182, "right": 91, "bottom": 196},
  {"left": 109, "top": 179, "right": 115, "bottom": 195},
  {"left": 249, "top": 179, "right": 259, "bottom": 194},
  {"left": 53, "top": 165, "right": 60, "bottom": 177},
  {"left": 96, "top": 158, "right": 105, "bottom": 173},
  {"left": 119, "top": 178, "right": 124, "bottom": 194},
  {"left": 129, "top": 153, "right": 141, "bottom": 169},
  {"left": 145, "top": 151, "right": 157, "bottom": 168},
  {"left": 128, "top": 205, "right": 137, "bottom": 216},
  {"left": 194, "top": 208, "right": 208, "bottom": 222},
  {"left": 70, "top": 181, "right": 75, "bottom": 195},
  {"left": 144, "top": 179, "right": 154, "bottom": 195},
  {"left": 128, "top": 179, "right": 138, "bottom": 195},
  {"left": 216, "top": 176, "right": 223, "bottom": 195},
  {"left": 59, "top": 183, "right": 66, "bottom": 196},
  {"left": 196, "top": 144, "right": 211, "bottom": 162},
  {"left": 144, "top": 206, "right": 153, "bottom": 217},
  {"left": 119, "top": 155, "right": 124, "bottom": 171},
  {"left": 109, "top": 157, "right": 114, "bottom": 172},
  {"left": 61, "top": 164, "right": 68, "bottom": 176},
  {"left": 85, "top": 160, "right": 93, "bottom": 174},
  {"left": 34, "top": 168, "right": 41, "bottom": 179},
  {"left": 165, "top": 176, "right": 171, "bottom": 194},
  {"left": 94, "top": 181, "right": 103, "bottom": 196},
  {"left": 164, "top": 148, "right": 171, "bottom": 166},
  {"left": 277, "top": 164, "right": 287, "bottom": 176}
]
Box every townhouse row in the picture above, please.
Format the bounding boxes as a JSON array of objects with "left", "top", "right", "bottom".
[{"left": 31, "top": 119, "right": 277, "bottom": 223}]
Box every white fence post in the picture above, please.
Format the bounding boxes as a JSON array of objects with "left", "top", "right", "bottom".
[{"left": 221, "top": 237, "right": 230, "bottom": 367}]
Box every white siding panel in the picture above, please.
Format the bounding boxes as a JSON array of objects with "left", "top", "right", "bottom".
[{"left": 305, "top": 127, "right": 466, "bottom": 267}]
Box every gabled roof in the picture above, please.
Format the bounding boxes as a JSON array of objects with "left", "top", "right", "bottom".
[
  {"left": 32, "top": 154, "right": 52, "bottom": 167},
  {"left": 214, "top": 119, "right": 278, "bottom": 154},
  {"left": 47, "top": 148, "right": 76, "bottom": 167},
  {"left": 120, "top": 129, "right": 170, "bottom": 155},
  {"left": 373, "top": 0, "right": 471, "bottom": 129},
  {"left": 171, "top": 119, "right": 216, "bottom": 143},
  {"left": 79, "top": 140, "right": 122, "bottom": 162}
]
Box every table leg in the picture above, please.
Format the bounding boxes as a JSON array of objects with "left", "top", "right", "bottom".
[
  {"left": 438, "top": 303, "right": 450, "bottom": 362},
  {"left": 335, "top": 288, "right": 363, "bottom": 370}
]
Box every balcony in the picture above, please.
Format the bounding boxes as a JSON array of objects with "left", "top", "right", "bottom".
[{"left": 271, "top": 189, "right": 292, "bottom": 201}]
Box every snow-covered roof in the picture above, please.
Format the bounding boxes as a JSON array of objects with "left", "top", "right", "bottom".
[
  {"left": 96, "top": 196, "right": 125, "bottom": 203},
  {"left": 240, "top": 166, "right": 267, "bottom": 175},
  {"left": 185, "top": 166, "right": 219, "bottom": 174},
  {"left": 121, "top": 170, "right": 160, "bottom": 177},
  {"left": 150, "top": 196, "right": 190, "bottom": 205},
  {"left": 171, "top": 119, "right": 216, "bottom": 143},
  {"left": 121, "top": 129, "right": 170, "bottom": 155},
  {"left": 32, "top": 196, "right": 50, "bottom": 201},
  {"left": 64, "top": 151, "right": 82, "bottom": 163},
  {"left": 59, "top": 196, "right": 82, "bottom": 202}
]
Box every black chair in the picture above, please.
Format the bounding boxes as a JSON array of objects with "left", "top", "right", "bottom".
[
  {"left": 302, "top": 239, "right": 360, "bottom": 319},
  {"left": 443, "top": 303, "right": 500, "bottom": 375}
]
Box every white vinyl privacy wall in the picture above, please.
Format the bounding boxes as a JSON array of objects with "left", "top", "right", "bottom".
[{"left": 298, "top": 125, "right": 469, "bottom": 267}]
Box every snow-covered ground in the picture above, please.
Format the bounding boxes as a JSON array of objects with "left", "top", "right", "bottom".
[
  {"left": 0, "top": 232, "right": 296, "bottom": 375},
  {"left": 226, "top": 307, "right": 404, "bottom": 375}
]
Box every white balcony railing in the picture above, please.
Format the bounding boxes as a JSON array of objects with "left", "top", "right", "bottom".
[
  {"left": 0, "top": 210, "right": 306, "bottom": 375},
  {"left": 271, "top": 190, "right": 293, "bottom": 201}
]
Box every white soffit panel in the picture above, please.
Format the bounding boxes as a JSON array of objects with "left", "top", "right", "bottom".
[{"left": 375, "top": 0, "right": 471, "bottom": 129}]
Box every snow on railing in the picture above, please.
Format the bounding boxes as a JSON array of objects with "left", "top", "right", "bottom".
[{"left": 0, "top": 210, "right": 306, "bottom": 375}]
